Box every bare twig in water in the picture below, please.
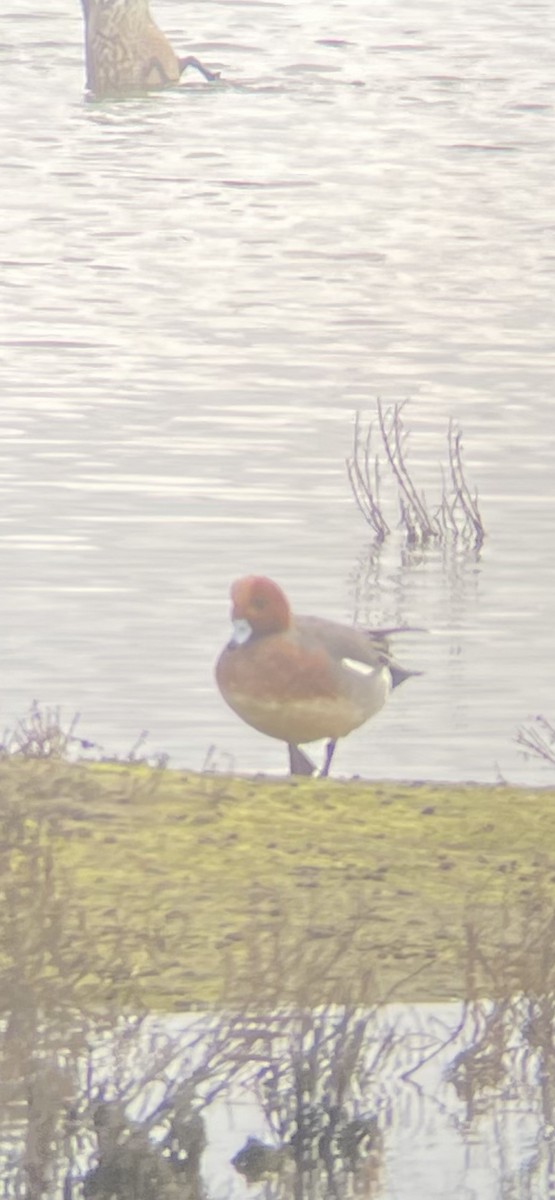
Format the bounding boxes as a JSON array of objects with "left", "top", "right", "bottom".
[
  {"left": 376, "top": 399, "right": 440, "bottom": 544},
  {"left": 347, "top": 402, "right": 485, "bottom": 549},
  {"left": 516, "top": 716, "right": 555, "bottom": 767},
  {"left": 346, "top": 412, "right": 390, "bottom": 542},
  {"left": 437, "top": 420, "right": 485, "bottom": 549}
]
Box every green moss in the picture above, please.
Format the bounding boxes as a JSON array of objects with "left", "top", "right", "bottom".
[{"left": 0, "top": 759, "right": 554, "bottom": 1009}]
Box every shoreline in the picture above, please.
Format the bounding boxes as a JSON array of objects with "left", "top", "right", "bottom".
[{"left": 1, "top": 758, "right": 554, "bottom": 1009}]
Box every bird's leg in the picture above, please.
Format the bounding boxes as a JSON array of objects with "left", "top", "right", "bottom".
[
  {"left": 178, "top": 55, "right": 219, "bottom": 82},
  {"left": 320, "top": 740, "right": 337, "bottom": 777},
  {"left": 288, "top": 744, "right": 317, "bottom": 776}
]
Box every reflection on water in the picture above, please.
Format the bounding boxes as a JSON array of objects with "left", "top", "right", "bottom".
[
  {"left": 2, "top": 996, "right": 555, "bottom": 1199},
  {"left": 0, "top": 0, "right": 554, "bottom": 782}
]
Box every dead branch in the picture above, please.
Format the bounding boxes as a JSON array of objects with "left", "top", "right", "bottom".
[
  {"left": 346, "top": 412, "right": 390, "bottom": 541},
  {"left": 516, "top": 716, "right": 555, "bottom": 767},
  {"left": 446, "top": 420, "right": 485, "bottom": 548},
  {"left": 377, "top": 400, "right": 439, "bottom": 543}
]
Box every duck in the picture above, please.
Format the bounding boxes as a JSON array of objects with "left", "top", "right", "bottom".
[
  {"left": 215, "top": 575, "right": 420, "bottom": 777},
  {"left": 81, "top": 0, "right": 218, "bottom": 100}
]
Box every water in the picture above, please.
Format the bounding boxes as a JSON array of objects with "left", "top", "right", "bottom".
[
  {"left": 0, "top": 0, "right": 554, "bottom": 781},
  {"left": 3, "top": 1001, "right": 554, "bottom": 1199}
]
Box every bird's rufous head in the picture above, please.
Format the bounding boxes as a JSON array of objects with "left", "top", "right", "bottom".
[{"left": 230, "top": 576, "right": 291, "bottom": 636}]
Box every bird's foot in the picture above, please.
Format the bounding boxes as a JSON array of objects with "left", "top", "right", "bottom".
[
  {"left": 179, "top": 55, "right": 220, "bottom": 82},
  {"left": 288, "top": 744, "right": 317, "bottom": 776}
]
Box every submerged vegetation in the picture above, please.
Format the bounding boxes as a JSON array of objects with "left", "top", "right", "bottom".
[{"left": 6, "top": 983, "right": 555, "bottom": 1198}]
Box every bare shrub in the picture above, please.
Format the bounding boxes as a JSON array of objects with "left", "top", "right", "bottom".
[
  {"left": 0, "top": 700, "right": 96, "bottom": 760},
  {"left": 0, "top": 701, "right": 169, "bottom": 769}
]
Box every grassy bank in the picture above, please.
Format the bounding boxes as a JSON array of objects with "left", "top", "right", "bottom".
[{"left": 0, "top": 758, "right": 554, "bottom": 1009}]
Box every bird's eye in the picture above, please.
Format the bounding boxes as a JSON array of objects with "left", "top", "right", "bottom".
[{"left": 251, "top": 595, "right": 267, "bottom": 611}]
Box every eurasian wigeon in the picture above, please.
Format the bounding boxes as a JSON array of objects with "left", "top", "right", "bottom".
[
  {"left": 215, "top": 576, "right": 420, "bottom": 776},
  {"left": 81, "top": 0, "right": 217, "bottom": 100}
]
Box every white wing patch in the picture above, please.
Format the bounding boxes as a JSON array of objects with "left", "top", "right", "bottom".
[{"left": 341, "top": 657, "right": 378, "bottom": 677}]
